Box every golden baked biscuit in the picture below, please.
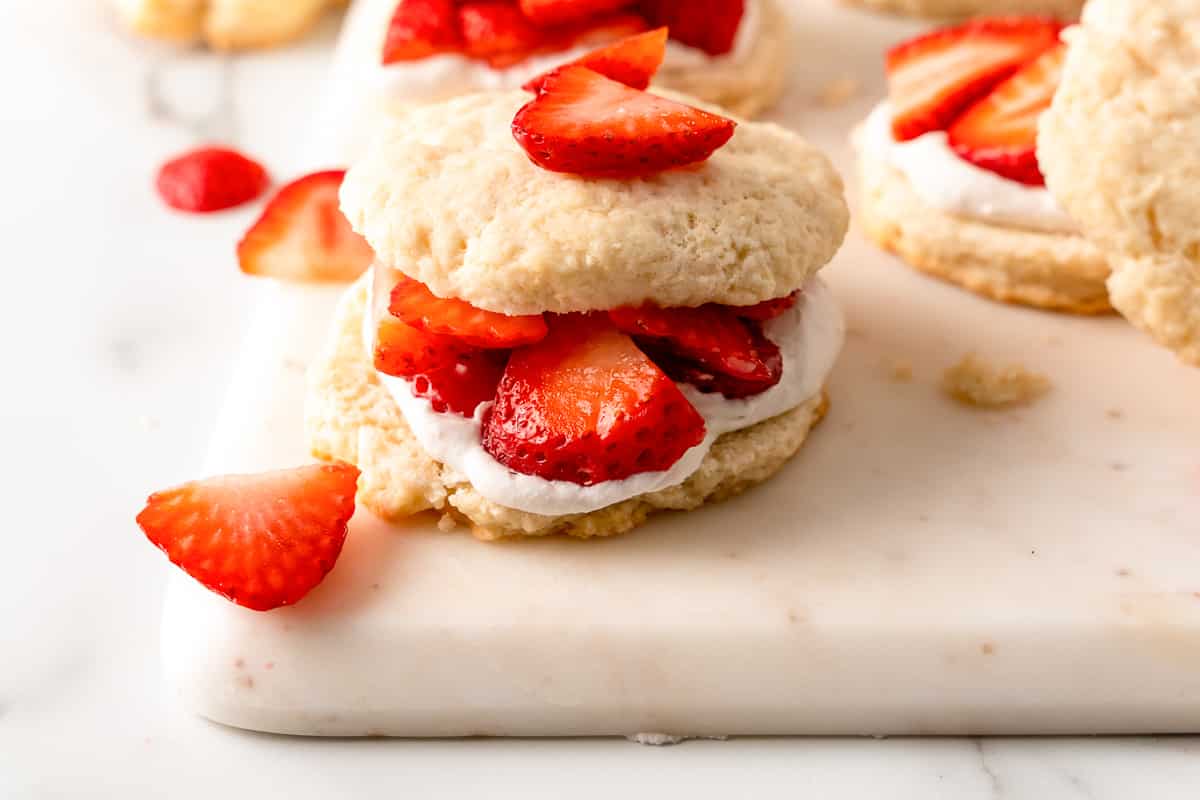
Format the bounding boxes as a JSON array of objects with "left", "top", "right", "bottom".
[
  {"left": 340, "top": 91, "right": 849, "bottom": 315},
  {"left": 1040, "top": 0, "right": 1200, "bottom": 364}
]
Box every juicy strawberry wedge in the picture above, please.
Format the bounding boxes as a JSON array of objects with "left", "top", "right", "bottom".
[
  {"left": 136, "top": 463, "right": 359, "bottom": 611},
  {"left": 609, "top": 303, "right": 782, "bottom": 397},
  {"left": 482, "top": 314, "right": 706, "bottom": 485},
  {"left": 156, "top": 146, "right": 269, "bottom": 213},
  {"left": 639, "top": 0, "right": 745, "bottom": 56},
  {"left": 732, "top": 292, "right": 799, "bottom": 322},
  {"left": 388, "top": 276, "right": 548, "bottom": 348},
  {"left": 947, "top": 42, "right": 1065, "bottom": 186},
  {"left": 523, "top": 27, "right": 667, "bottom": 92},
  {"left": 886, "top": 17, "right": 1063, "bottom": 141},
  {"left": 374, "top": 313, "right": 475, "bottom": 377},
  {"left": 512, "top": 66, "right": 736, "bottom": 178},
  {"left": 382, "top": 0, "right": 461, "bottom": 64},
  {"left": 459, "top": 2, "right": 548, "bottom": 68},
  {"left": 520, "top": 0, "right": 635, "bottom": 27},
  {"left": 238, "top": 170, "right": 374, "bottom": 283}
]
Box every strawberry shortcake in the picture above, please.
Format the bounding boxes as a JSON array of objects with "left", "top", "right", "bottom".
[
  {"left": 854, "top": 16, "right": 1111, "bottom": 313},
  {"left": 320, "top": 0, "right": 790, "bottom": 161},
  {"left": 307, "top": 36, "right": 848, "bottom": 539}
]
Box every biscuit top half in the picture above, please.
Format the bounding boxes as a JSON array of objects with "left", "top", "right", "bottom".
[{"left": 340, "top": 90, "right": 848, "bottom": 315}]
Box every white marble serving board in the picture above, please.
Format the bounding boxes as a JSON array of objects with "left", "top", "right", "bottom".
[{"left": 162, "top": 0, "right": 1200, "bottom": 737}]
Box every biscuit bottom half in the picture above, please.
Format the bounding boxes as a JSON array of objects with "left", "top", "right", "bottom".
[
  {"left": 856, "top": 150, "right": 1113, "bottom": 315},
  {"left": 306, "top": 280, "right": 830, "bottom": 540}
]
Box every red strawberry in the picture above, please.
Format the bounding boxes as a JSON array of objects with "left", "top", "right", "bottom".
[
  {"left": 608, "top": 303, "right": 782, "bottom": 396},
  {"left": 511, "top": 66, "right": 736, "bottom": 178},
  {"left": 562, "top": 10, "right": 648, "bottom": 46},
  {"left": 237, "top": 170, "right": 374, "bottom": 283},
  {"left": 388, "top": 275, "right": 548, "bottom": 348},
  {"left": 155, "top": 146, "right": 269, "bottom": 213},
  {"left": 519, "top": 0, "right": 634, "bottom": 27},
  {"left": 639, "top": 0, "right": 744, "bottom": 56},
  {"left": 382, "top": 0, "right": 462, "bottom": 64},
  {"left": 459, "top": 2, "right": 548, "bottom": 67},
  {"left": 411, "top": 349, "right": 509, "bottom": 415},
  {"left": 374, "top": 313, "right": 475, "bottom": 377},
  {"left": 136, "top": 463, "right": 359, "bottom": 611},
  {"left": 731, "top": 292, "right": 799, "bottom": 322},
  {"left": 523, "top": 26, "right": 667, "bottom": 92},
  {"left": 640, "top": 340, "right": 780, "bottom": 399},
  {"left": 885, "top": 17, "right": 1063, "bottom": 141},
  {"left": 482, "top": 314, "right": 706, "bottom": 484},
  {"left": 947, "top": 42, "right": 1065, "bottom": 186}
]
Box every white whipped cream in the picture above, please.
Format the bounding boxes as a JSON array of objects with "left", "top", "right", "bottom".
[
  {"left": 372, "top": 0, "right": 761, "bottom": 105},
  {"left": 363, "top": 273, "right": 843, "bottom": 516},
  {"left": 859, "top": 102, "right": 1077, "bottom": 234}
]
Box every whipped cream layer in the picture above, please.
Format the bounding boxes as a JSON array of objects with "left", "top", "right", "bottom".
[
  {"left": 363, "top": 273, "right": 843, "bottom": 517},
  {"left": 860, "top": 102, "right": 1077, "bottom": 235},
  {"left": 372, "top": 0, "right": 762, "bottom": 105}
]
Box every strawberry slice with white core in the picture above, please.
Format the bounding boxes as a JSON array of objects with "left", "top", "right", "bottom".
[
  {"left": 481, "top": 314, "right": 706, "bottom": 485},
  {"left": 523, "top": 26, "right": 667, "bottom": 92},
  {"left": 136, "top": 463, "right": 359, "bottom": 611},
  {"left": 382, "top": 0, "right": 462, "bottom": 64},
  {"left": 388, "top": 275, "right": 548, "bottom": 348},
  {"left": 237, "top": 170, "right": 374, "bottom": 283},
  {"left": 886, "top": 17, "right": 1063, "bottom": 142},
  {"left": 520, "top": 0, "right": 636, "bottom": 27},
  {"left": 512, "top": 65, "right": 736, "bottom": 178},
  {"left": 947, "top": 42, "right": 1065, "bottom": 186}
]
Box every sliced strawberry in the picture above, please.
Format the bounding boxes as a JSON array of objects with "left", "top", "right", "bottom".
[
  {"left": 523, "top": 26, "right": 667, "bottom": 92},
  {"left": 482, "top": 314, "right": 706, "bottom": 484},
  {"left": 411, "top": 349, "right": 509, "bottom": 415},
  {"left": 156, "top": 146, "right": 269, "bottom": 213},
  {"left": 237, "top": 170, "right": 374, "bottom": 283},
  {"left": 519, "top": 0, "right": 634, "bottom": 27},
  {"left": 609, "top": 303, "right": 782, "bottom": 396},
  {"left": 947, "top": 42, "right": 1064, "bottom": 186},
  {"left": 374, "top": 313, "right": 475, "bottom": 377},
  {"left": 641, "top": 338, "right": 782, "bottom": 399},
  {"left": 388, "top": 275, "right": 548, "bottom": 348},
  {"left": 512, "top": 66, "right": 736, "bottom": 178},
  {"left": 136, "top": 463, "right": 359, "bottom": 611},
  {"left": 731, "top": 292, "right": 799, "bottom": 322},
  {"left": 639, "top": 0, "right": 744, "bottom": 56},
  {"left": 382, "top": 0, "right": 462, "bottom": 64},
  {"left": 459, "top": 2, "right": 548, "bottom": 67},
  {"left": 886, "top": 16, "right": 1063, "bottom": 142}
]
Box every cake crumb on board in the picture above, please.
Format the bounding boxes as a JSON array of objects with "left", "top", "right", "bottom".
[{"left": 941, "top": 354, "right": 1051, "bottom": 409}]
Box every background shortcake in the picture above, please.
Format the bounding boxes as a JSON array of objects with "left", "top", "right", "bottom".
[
  {"left": 306, "top": 34, "right": 849, "bottom": 539},
  {"left": 1040, "top": 0, "right": 1200, "bottom": 365},
  {"left": 853, "top": 15, "right": 1111, "bottom": 314}
]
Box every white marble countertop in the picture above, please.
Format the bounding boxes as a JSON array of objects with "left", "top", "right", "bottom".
[{"left": 4, "top": 0, "right": 1200, "bottom": 796}]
